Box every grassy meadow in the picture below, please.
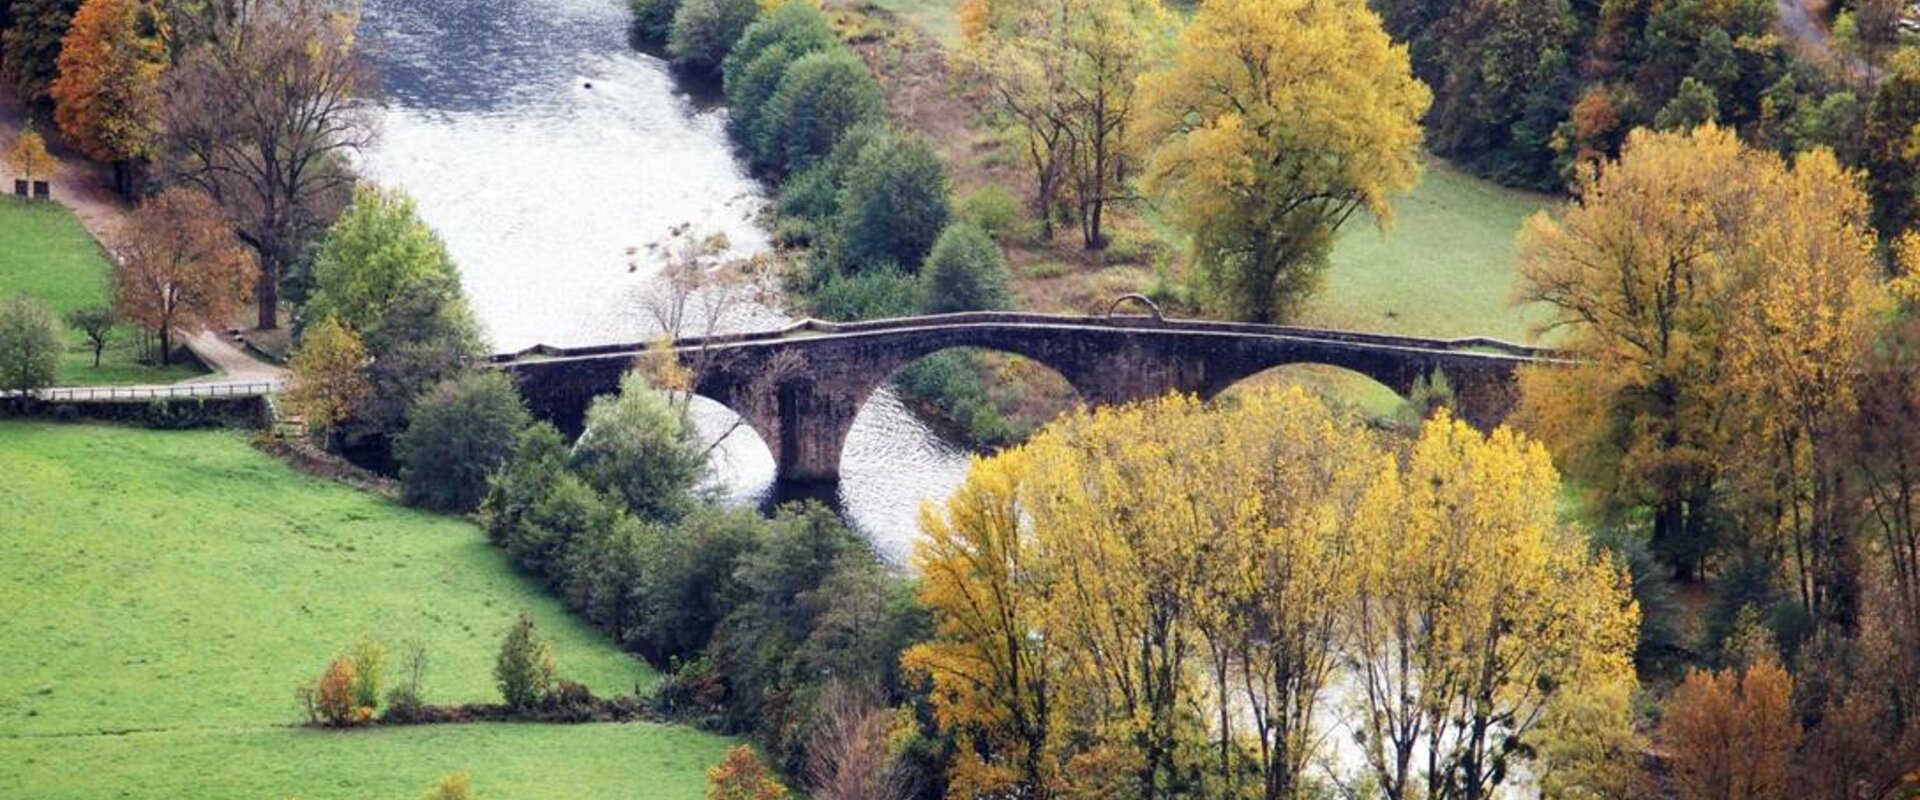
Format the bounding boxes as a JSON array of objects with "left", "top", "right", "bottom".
[
  {"left": 0, "top": 422, "right": 729, "bottom": 799},
  {"left": 0, "top": 197, "right": 205, "bottom": 386},
  {"left": 1309, "top": 160, "right": 1554, "bottom": 343}
]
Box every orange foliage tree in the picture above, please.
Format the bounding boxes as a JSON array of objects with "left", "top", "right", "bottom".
[
  {"left": 297, "top": 656, "right": 372, "bottom": 727},
  {"left": 707, "top": 745, "right": 789, "bottom": 800},
  {"left": 50, "top": 0, "right": 166, "bottom": 190},
  {"left": 111, "top": 188, "right": 256, "bottom": 364},
  {"left": 1658, "top": 658, "right": 1801, "bottom": 800}
]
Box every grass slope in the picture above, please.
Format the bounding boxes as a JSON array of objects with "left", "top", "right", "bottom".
[
  {"left": 1306, "top": 161, "right": 1553, "bottom": 343},
  {"left": 0, "top": 197, "right": 205, "bottom": 386},
  {"left": 858, "top": 0, "right": 963, "bottom": 45},
  {"left": 0, "top": 422, "right": 727, "bottom": 799}
]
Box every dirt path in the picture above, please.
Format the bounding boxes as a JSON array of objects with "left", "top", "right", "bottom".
[{"left": 3, "top": 86, "right": 288, "bottom": 385}]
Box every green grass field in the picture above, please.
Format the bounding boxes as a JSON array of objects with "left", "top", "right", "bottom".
[
  {"left": 0, "top": 422, "right": 729, "bottom": 799},
  {"left": 858, "top": 0, "right": 964, "bottom": 45},
  {"left": 0, "top": 197, "right": 206, "bottom": 386},
  {"left": 1309, "top": 160, "right": 1555, "bottom": 344}
]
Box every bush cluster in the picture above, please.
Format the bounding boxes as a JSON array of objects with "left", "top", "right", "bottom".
[{"left": 475, "top": 377, "right": 932, "bottom": 773}]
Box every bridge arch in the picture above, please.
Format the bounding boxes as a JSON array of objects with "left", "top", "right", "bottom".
[{"left": 1208, "top": 363, "right": 1411, "bottom": 417}]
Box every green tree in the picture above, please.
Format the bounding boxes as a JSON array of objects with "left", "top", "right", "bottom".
[
  {"left": 920, "top": 222, "right": 1010, "bottom": 313},
  {"left": 809, "top": 265, "right": 922, "bottom": 321},
  {"left": 64, "top": 306, "right": 113, "bottom": 368},
  {"left": 395, "top": 370, "right": 533, "bottom": 513},
  {"left": 629, "top": 0, "right": 683, "bottom": 44},
  {"left": 1656, "top": 76, "right": 1720, "bottom": 131},
  {"left": 1865, "top": 57, "right": 1920, "bottom": 241},
  {"left": 723, "top": 0, "right": 833, "bottom": 76},
  {"left": 832, "top": 133, "right": 951, "bottom": 273},
  {"left": 482, "top": 422, "right": 572, "bottom": 547},
  {"left": 1138, "top": 0, "right": 1429, "bottom": 323},
  {"left": 0, "top": 295, "right": 60, "bottom": 394},
  {"left": 306, "top": 184, "right": 461, "bottom": 334},
  {"left": 572, "top": 373, "right": 705, "bottom": 522},
  {"left": 2, "top": 0, "right": 81, "bottom": 106},
  {"left": 753, "top": 48, "right": 885, "bottom": 171},
  {"left": 668, "top": 0, "right": 759, "bottom": 74},
  {"left": 495, "top": 612, "right": 555, "bottom": 710},
  {"left": 722, "top": 2, "right": 836, "bottom": 140}
]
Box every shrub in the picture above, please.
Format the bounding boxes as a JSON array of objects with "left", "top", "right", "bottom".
[
  {"left": 629, "top": 0, "right": 682, "bottom": 43},
  {"left": 422, "top": 771, "right": 474, "bottom": 800},
  {"left": 723, "top": 0, "right": 834, "bottom": 77},
  {"left": 707, "top": 745, "right": 790, "bottom": 800},
  {"left": 754, "top": 49, "right": 885, "bottom": 171},
  {"left": 631, "top": 506, "right": 767, "bottom": 663},
  {"left": 511, "top": 472, "right": 623, "bottom": 585},
  {"left": 957, "top": 185, "right": 1020, "bottom": 238},
  {"left": 895, "top": 352, "right": 1020, "bottom": 447},
  {"left": 668, "top": 0, "right": 760, "bottom": 74},
  {"left": 298, "top": 656, "right": 372, "bottom": 727},
  {"left": 775, "top": 122, "right": 889, "bottom": 225},
  {"left": 833, "top": 134, "right": 951, "bottom": 274},
  {"left": 349, "top": 637, "right": 386, "bottom": 712},
  {"left": 727, "top": 43, "right": 800, "bottom": 142},
  {"left": 495, "top": 613, "right": 556, "bottom": 710},
  {"left": 573, "top": 374, "right": 704, "bottom": 522},
  {"left": 808, "top": 265, "right": 922, "bottom": 321},
  {"left": 542, "top": 679, "right": 597, "bottom": 720},
  {"left": 482, "top": 422, "right": 571, "bottom": 546},
  {"left": 0, "top": 295, "right": 60, "bottom": 394},
  {"left": 920, "top": 222, "right": 1010, "bottom": 313},
  {"left": 395, "top": 371, "right": 533, "bottom": 513}
]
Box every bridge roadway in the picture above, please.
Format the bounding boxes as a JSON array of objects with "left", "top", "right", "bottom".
[{"left": 493, "top": 312, "right": 1567, "bottom": 484}]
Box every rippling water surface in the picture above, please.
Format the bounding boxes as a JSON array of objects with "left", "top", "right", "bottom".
[{"left": 359, "top": 0, "right": 968, "bottom": 563}]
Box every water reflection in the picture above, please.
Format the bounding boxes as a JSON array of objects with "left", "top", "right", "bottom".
[{"left": 358, "top": 0, "right": 965, "bottom": 564}]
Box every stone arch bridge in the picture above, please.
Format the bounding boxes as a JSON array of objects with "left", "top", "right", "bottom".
[{"left": 493, "top": 312, "right": 1566, "bottom": 483}]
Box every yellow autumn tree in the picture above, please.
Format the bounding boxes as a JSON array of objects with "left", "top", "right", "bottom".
[
  {"left": 5, "top": 126, "right": 58, "bottom": 185},
  {"left": 283, "top": 315, "right": 370, "bottom": 438},
  {"left": 1513, "top": 125, "right": 1770, "bottom": 581},
  {"left": 1137, "top": 0, "right": 1428, "bottom": 323},
  {"left": 50, "top": 0, "right": 167, "bottom": 176},
  {"left": 912, "top": 388, "right": 1387, "bottom": 799},
  {"left": 1719, "top": 148, "right": 1884, "bottom": 630},
  {"left": 904, "top": 446, "right": 1064, "bottom": 798},
  {"left": 1517, "top": 125, "right": 1888, "bottom": 629},
  {"left": 1348, "top": 413, "right": 1640, "bottom": 800}
]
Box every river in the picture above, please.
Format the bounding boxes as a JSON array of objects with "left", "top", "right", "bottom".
[{"left": 356, "top": 0, "right": 969, "bottom": 564}]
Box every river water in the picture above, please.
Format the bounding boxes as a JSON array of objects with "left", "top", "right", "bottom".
[{"left": 356, "top": 0, "right": 968, "bottom": 563}]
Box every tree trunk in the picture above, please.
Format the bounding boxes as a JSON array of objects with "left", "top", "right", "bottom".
[
  {"left": 257, "top": 261, "right": 279, "bottom": 330},
  {"left": 159, "top": 327, "right": 173, "bottom": 366}
]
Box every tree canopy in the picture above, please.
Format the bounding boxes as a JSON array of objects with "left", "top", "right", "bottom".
[{"left": 1137, "top": 0, "right": 1430, "bottom": 323}]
